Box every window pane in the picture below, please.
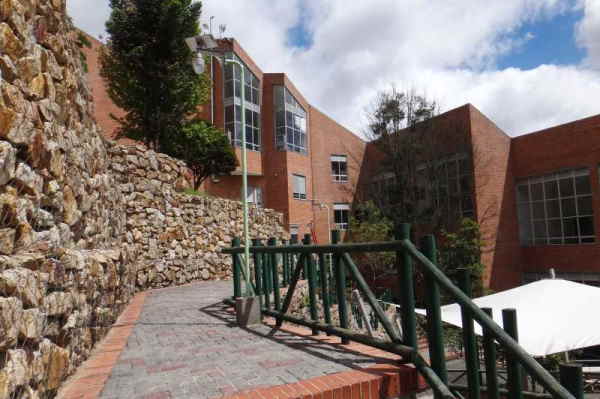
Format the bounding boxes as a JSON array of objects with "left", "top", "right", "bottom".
[
  {"left": 225, "top": 106, "right": 234, "bottom": 123},
  {"left": 294, "top": 131, "right": 301, "bottom": 147},
  {"left": 546, "top": 200, "right": 560, "bottom": 218},
  {"left": 563, "top": 218, "right": 578, "bottom": 236},
  {"left": 448, "top": 161, "right": 458, "bottom": 177},
  {"left": 579, "top": 217, "right": 595, "bottom": 236},
  {"left": 548, "top": 219, "right": 562, "bottom": 237},
  {"left": 534, "top": 221, "right": 547, "bottom": 238},
  {"left": 225, "top": 81, "right": 234, "bottom": 98},
  {"left": 532, "top": 202, "right": 545, "bottom": 220},
  {"left": 562, "top": 198, "right": 576, "bottom": 217},
  {"left": 235, "top": 105, "right": 242, "bottom": 122},
  {"left": 531, "top": 183, "right": 544, "bottom": 201},
  {"left": 578, "top": 196, "right": 593, "bottom": 215},
  {"left": 234, "top": 81, "right": 241, "bottom": 98},
  {"left": 575, "top": 175, "right": 591, "bottom": 195},
  {"left": 340, "top": 161, "right": 347, "bottom": 174},
  {"left": 225, "top": 64, "right": 233, "bottom": 80},
  {"left": 286, "top": 111, "right": 294, "bottom": 127},
  {"left": 276, "top": 111, "right": 285, "bottom": 127},
  {"left": 544, "top": 180, "right": 558, "bottom": 199},
  {"left": 559, "top": 178, "right": 574, "bottom": 197}
]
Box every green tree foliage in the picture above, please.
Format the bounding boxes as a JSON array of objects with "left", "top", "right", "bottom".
[
  {"left": 347, "top": 201, "right": 395, "bottom": 283},
  {"left": 100, "top": 0, "right": 211, "bottom": 150},
  {"left": 439, "top": 218, "right": 485, "bottom": 297},
  {"left": 162, "top": 120, "right": 237, "bottom": 189}
]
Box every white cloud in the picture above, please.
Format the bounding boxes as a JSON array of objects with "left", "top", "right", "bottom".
[
  {"left": 67, "top": 0, "right": 600, "bottom": 138},
  {"left": 576, "top": 0, "right": 600, "bottom": 68}
]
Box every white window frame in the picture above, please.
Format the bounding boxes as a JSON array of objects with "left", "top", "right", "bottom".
[
  {"left": 247, "top": 186, "right": 263, "bottom": 207},
  {"left": 292, "top": 174, "right": 307, "bottom": 200},
  {"left": 331, "top": 155, "right": 348, "bottom": 183},
  {"left": 334, "top": 203, "right": 350, "bottom": 231}
]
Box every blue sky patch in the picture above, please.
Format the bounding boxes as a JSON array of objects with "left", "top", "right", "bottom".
[
  {"left": 286, "top": 6, "right": 313, "bottom": 50},
  {"left": 497, "top": 9, "right": 585, "bottom": 70}
]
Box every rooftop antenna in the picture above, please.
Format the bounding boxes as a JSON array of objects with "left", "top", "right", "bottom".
[{"left": 219, "top": 24, "right": 227, "bottom": 39}]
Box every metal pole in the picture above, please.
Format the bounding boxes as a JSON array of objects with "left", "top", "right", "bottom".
[
  {"left": 396, "top": 223, "right": 417, "bottom": 349},
  {"left": 332, "top": 230, "right": 350, "bottom": 344},
  {"left": 502, "top": 308, "right": 523, "bottom": 399},
  {"left": 459, "top": 269, "right": 480, "bottom": 399},
  {"left": 232, "top": 237, "right": 242, "bottom": 298},
  {"left": 481, "top": 308, "right": 500, "bottom": 399},
  {"left": 421, "top": 235, "right": 448, "bottom": 397},
  {"left": 226, "top": 58, "right": 251, "bottom": 297}
]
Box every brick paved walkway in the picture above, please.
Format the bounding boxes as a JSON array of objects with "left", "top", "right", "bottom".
[{"left": 68, "top": 281, "right": 412, "bottom": 399}]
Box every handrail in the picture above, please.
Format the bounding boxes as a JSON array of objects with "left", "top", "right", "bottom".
[
  {"left": 224, "top": 230, "right": 582, "bottom": 399},
  {"left": 401, "top": 239, "right": 575, "bottom": 399}
]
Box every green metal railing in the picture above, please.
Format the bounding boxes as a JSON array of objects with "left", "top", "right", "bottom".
[{"left": 223, "top": 225, "right": 582, "bottom": 399}]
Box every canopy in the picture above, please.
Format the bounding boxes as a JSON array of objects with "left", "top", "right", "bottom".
[{"left": 415, "top": 279, "right": 600, "bottom": 357}]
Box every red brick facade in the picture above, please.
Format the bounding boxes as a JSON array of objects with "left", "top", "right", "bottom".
[{"left": 85, "top": 33, "right": 600, "bottom": 290}]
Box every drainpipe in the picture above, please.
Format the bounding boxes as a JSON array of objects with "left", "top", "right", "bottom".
[{"left": 210, "top": 55, "right": 215, "bottom": 125}]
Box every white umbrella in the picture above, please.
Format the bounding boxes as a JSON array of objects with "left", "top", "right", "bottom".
[{"left": 415, "top": 279, "right": 600, "bottom": 357}]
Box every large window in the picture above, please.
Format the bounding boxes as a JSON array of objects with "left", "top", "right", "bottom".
[
  {"left": 274, "top": 86, "right": 307, "bottom": 154},
  {"left": 224, "top": 53, "right": 261, "bottom": 151},
  {"left": 331, "top": 155, "right": 348, "bottom": 182},
  {"left": 247, "top": 186, "right": 263, "bottom": 207},
  {"left": 334, "top": 204, "right": 350, "bottom": 231},
  {"left": 516, "top": 168, "right": 595, "bottom": 246},
  {"left": 418, "top": 153, "right": 474, "bottom": 220},
  {"left": 293, "top": 174, "right": 307, "bottom": 200}
]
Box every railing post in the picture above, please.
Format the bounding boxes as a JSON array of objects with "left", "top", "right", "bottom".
[
  {"left": 396, "top": 223, "right": 416, "bottom": 349},
  {"left": 459, "top": 269, "right": 480, "bottom": 399},
  {"left": 282, "top": 239, "right": 289, "bottom": 287},
  {"left": 256, "top": 239, "right": 271, "bottom": 310},
  {"left": 303, "top": 234, "right": 319, "bottom": 335},
  {"left": 481, "top": 307, "right": 500, "bottom": 399},
  {"left": 502, "top": 308, "right": 523, "bottom": 399},
  {"left": 232, "top": 237, "right": 242, "bottom": 298},
  {"left": 421, "top": 234, "right": 448, "bottom": 393},
  {"left": 318, "top": 253, "right": 332, "bottom": 333},
  {"left": 268, "top": 238, "right": 281, "bottom": 311},
  {"left": 332, "top": 230, "right": 350, "bottom": 344},
  {"left": 559, "top": 363, "right": 584, "bottom": 399},
  {"left": 302, "top": 234, "right": 310, "bottom": 280},
  {"left": 251, "top": 239, "right": 263, "bottom": 306}
]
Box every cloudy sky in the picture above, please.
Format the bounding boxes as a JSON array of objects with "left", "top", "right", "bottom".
[{"left": 68, "top": 0, "right": 600, "bottom": 138}]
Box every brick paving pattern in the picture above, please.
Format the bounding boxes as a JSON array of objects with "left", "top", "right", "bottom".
[{"left": 97, "top": 282, "right": 401, "bottom": 399}]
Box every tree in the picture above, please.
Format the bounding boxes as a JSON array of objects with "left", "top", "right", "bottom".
[
  {"left": 364, "top": 86, "right": 472, "bottom": 232},
  {"left": 163, "top": 120, "right": 238, "bottom": 189},
  {"left": 439, "top": 218, "right": 485, "bottom": 298},
  {"left": 347, "top": 201, "right": 395, "bottom": 284},
  {"left": 100, "top": 0, "right": 211, "bottom": 151}
]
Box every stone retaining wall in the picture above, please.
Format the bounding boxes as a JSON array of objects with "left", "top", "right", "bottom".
[
  {"left": 109, "top": 145, "right": 285, "bottom": 289},
  {"left": 0, "top": 1, "right": 285, "bottom": 397}
]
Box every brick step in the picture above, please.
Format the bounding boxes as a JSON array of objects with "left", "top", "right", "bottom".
[{"left": 220, "top": 363, "right": 426, "bottom": 399}]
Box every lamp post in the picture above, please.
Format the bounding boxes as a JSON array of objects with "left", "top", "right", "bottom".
[{"left": 186, "top": 34, "right": 251, "bottom": 295}]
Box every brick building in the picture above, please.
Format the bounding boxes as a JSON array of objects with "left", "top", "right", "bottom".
[
  {"left": 85, "top": 34, "right": 600, "bottom": 291},
  {"left": 83, "top": 36, "right": 366, "bottom": 246}
]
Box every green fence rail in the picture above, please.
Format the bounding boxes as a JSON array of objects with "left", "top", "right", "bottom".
[{"left": 223, "top": 225, "right": 582, "bottom": 399}]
